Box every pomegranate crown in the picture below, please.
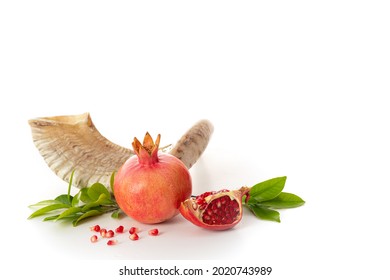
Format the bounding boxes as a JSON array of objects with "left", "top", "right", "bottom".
[{"left": 132, "top": 132, "right": 161, "bottom": 164}]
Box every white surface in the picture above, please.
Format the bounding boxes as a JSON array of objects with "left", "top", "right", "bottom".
[{"left": 1, "top": 1, "right": 389, "bottom": 279}]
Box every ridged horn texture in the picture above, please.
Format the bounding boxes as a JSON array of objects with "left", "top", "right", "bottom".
[
  {"left": 28, "top": 113, "right": 213, "bottom": 189},
  {"left": 169, "top": 119, "right": 214, "bottom": 169},
  {"left": 28, "top": 113, "right": 133, "bottom": 188}
]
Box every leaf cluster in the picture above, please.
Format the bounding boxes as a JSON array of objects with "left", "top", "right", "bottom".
[
  {"left": 244, "top": 176, "right": 305, "bottom": 222},
  {"left": 28, "top": 171, "right": 121, "bottom": 226}
]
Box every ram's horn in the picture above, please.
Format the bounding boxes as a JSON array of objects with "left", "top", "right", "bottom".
[{"left": 28, "top": 113, "right": 213, "bottom": 188}]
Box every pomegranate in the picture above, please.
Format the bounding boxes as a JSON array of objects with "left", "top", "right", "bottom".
[
  {"left": 179, "top": 187, "right": 250, "bottom": 230},
  {"left": 114, "top": 133, "right": 192, "bottom": 224}
]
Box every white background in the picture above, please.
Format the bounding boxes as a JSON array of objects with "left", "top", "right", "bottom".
[{"left": 1, "top": 1, "right": 389, "bottom": 279}]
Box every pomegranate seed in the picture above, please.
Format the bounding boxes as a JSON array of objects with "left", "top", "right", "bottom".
[
  {"left": 105, "top": 230, "right": 115, "bottom": 238},
  {"left": 90, "top": 225, "right": 101, "bottom": 232},
  {"left": 129, "top": 227, "right": 138, "bottom": 234},
  {"left": 90, "top": 235, "right": 98, "bottom": 243},
  {"left": 115, "top": 225, "right": 124, "bottom": 233},
  {"left": 148, "top": 228, "right": 159, "bottom": 236},
  {"left": 107, "top": 239, "right": 118, "bottom": 246},
  {"left": 202, "top": 195, "right": 240, "bottom": 225},
  {"left": 129, "top": 233, "right": 139, "bottom": 241},
  {"left": 100, "top": 228, "right": 107, "bottom": 237}
]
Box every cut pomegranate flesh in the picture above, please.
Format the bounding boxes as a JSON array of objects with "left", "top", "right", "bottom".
[
  {"left": 179, "top": 187, "right": 249, "bottom": 230},
  {"left": 202, "top": 195, "right": 240, "bottom": 225}
]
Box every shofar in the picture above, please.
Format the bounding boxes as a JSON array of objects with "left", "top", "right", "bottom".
[{"left": 28, "top": 113, "right": 213, "bottom": 188}]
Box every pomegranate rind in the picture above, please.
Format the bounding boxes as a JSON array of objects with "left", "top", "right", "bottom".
[
  {"left": 114, "top": 133, "right": 192, "bottom": 224},
  {"left": 179, "top": 187, "right": 249, "bottom": 231}
]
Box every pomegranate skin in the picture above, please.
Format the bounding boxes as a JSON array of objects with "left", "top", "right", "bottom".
[{"left": 114, "top": 152, "right": 192, "bottom": 224}]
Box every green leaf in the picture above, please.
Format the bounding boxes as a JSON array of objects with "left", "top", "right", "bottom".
[
  {"left": 111, "top": 209, "right": 122, "bottom": 219},
  {"left": 260, "top": 192, "right": 305, "bottom": 209},
  {"left": 55, "top": 194, "right": 73, "bottom": 205},
  {"left": 87, "top": 183, "right": 110, "bottom": 201},
  {"left": 43, "top": 213, "right": 81, "bottom": 222},
  {"left": 43, "top": 215, "right": 60, "bottom": 221},
  {"left": 79, "top": 188, "right": 92, "bottom": 203},
  {"left": 81, "top": 193, "right": 113, "bottom": 211},
  {"left": 28, "top": 171, "right": 121, "bottom": 226},
  {"left": 110, "top": 171, "right": 116, "bottom": 194},
  {"left": 71, "top": 191, "right": 81, "bottom": 207},
  {"left": 28, "top": 203, "right": 71, "bottom": 219},
  {"left": 29, "top": 199, "right": 63, "bottom": 208},
  {"left": 55, "top": 207, "right": 83, "bottom": 221},
  {"left": 248, "top": 204, "right": 281, "bottom": 222},
  {"left": 73, "top": 210, "right": 102, "bottom": 226},
  {"left": 44, "top": 213, "right": 81, "bottom": 221},
  {"left": 249, "top": 176, "right": 286, "bottom": 202},
  {"left": 81, "top": 202, "right": 99, "bottom": 212}
]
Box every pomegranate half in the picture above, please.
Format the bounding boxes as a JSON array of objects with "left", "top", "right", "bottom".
[
  {"left": 179, "top": 187, "right": 250, "bottom": 230},
  {"left": 114, "top": 133, "right": 192, "bottom": 224}
]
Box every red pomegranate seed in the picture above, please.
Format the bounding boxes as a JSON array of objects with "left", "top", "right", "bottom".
[
  {"left": 129, "top": 233, "right": 139, "bottom": 241},
  {"left": 90, "top": 225, "right": 101, "bottom": 232},
  {"left": 129, "top": 227, "right": 138, "bottom": 234},
  {"left": 148, "top": 228, "right": 159, "bottom": 236},
  {"left": 107, "top": 239, "right": 118, "bottom": 246},
  {"left": 90, "top": 235, "right": 98, "bottom": 243},
  {"left": 115, "top": 225, "right": 124, "bottom": 233},
  {"left": 100, "top": 228, "right": 107, "bottom": 237},
  {"left": 202, "top": 195, "right": 240, "bottom": 225},
  {"left": 105, "top": 230, "right": 115, "bottom": 238}
]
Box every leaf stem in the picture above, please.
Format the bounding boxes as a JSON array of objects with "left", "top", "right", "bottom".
[{"left": 67, "top": 170, "right": 75, "bottom": 204}]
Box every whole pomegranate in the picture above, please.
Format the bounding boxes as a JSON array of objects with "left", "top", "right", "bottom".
[
  {"left": 114, "top": 133, "right": 192, "bottom": 224},
  {"left": 179, "top": 187, "right": 250, "bottom": 230}
]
